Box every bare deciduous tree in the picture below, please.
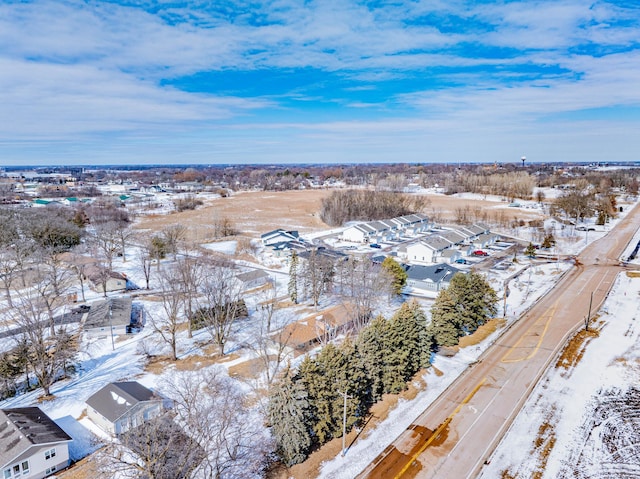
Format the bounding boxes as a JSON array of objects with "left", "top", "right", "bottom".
[
  {"left": 160, "top": 369, "right": 273, "bottom": 479},
  {"left": 195, "top": 260, "right": 245, "bottom": 356},
  {"left": 162, "top": 225, "right": 186, "bottom": 260},
  {"left": 245, "top": 286, "right": 294, "bottom": 388},
  {"left": 150, "top": 267, "right": 185, "bottom": 361},
  {"left": 98, "top": 413, "right": 204, "bottom": 479},
  {"left": 335, "top": 256, "right": 391, "bottom": 330},
  {"left": 175, "top": 255, "right": 203, "bottom": 338},
  {"left": 91, "top": 222, "right": 121, "bottom": 271},
  {"left": 10, "top": 292, "right": 76, "bottom": 397}
]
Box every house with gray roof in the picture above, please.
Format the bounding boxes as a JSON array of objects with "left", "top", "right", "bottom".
[
  {"left": 261, "top": 229, "right": 299, "bottom": 246},
  {"left": 0, "top": 407, "right": 72, "bottom": 479},
  {"left": 342, "top": 213, "right": 430, "bottom": 243},
  {"left": 235, "top": 269, "right": 271, "bottom": 289},
  {"left": 86, "top": 381, "right": 164, "bottom": 435},
  {"left": 403, "top": 264, "right": 462, "bottom": 295},
  {"left": 82, "top": 297, "right": 134, "bottom": 337}
]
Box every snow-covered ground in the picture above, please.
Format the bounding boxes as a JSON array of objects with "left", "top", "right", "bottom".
[
  {"left": 316, "top": 199, "right": 639, "bottom": 478},
  {"left": 479, "top": 271, "right": 640, "bottom": 479},
  {"left": 0, "top": 192, "right": 637, "bottom": 477}
]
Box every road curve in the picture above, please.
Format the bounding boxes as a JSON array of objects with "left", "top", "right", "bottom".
[{"left": 357, "top": 203, "right": 640, "bottom": 479}]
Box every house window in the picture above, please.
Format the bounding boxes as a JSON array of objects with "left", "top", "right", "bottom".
[
  {"left": 45, "top": 466, "right": 56, "bottom": 475},
  {"left": 44, "top": 448, "right": 56, "bottom": 460},
  {"left": 4, "top": 469, "right": 11, "bottom": 479},
  {"left": 20, "top": 461, "right": 29, "bottom": 475}
]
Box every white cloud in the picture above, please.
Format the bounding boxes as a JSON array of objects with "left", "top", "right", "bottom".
[{"left": 0, "top": 0, "right": 639, "bottom": 164}]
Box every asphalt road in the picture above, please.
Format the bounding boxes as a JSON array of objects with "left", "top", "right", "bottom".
[{"left": 357, "top": 203, "right": 640, "bottom": 479}]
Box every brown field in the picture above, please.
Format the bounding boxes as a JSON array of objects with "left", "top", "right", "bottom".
[{"left": 136, "top": 189, "right": 543, "bottom": 242}]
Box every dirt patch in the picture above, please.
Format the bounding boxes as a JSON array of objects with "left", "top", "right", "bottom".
[
  {"left": 144, "top": 352, "right": 239, "bottom": 374},
  {"left": 459, "top": 318, "right": 506, "bottom": 348},
  {"left": 57, "top": 456, "right": 100, "bottom": 479},
  {"left": 555, "top": 326, "right": 600, "bottom": 372},
  {"left": 626, "top": 271, "right": 640, "bottom": 278},
  {"left": 228, "top": 357, "right": 271, "bottom": 380}
]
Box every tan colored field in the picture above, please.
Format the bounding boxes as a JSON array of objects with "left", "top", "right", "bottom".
[{"left": 136, "top": 189, "right": 543, "bottom": 243}]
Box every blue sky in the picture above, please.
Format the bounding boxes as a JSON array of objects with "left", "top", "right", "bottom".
[{"left": 1, "top": 0, "right": 639, "bottom": 165}]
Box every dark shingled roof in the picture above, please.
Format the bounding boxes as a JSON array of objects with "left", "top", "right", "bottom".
[
  {"left": 86, "top": 382, "right": 160, "bottom": 423},
  {"left": 83, "top": 297, "right": 132, "bottom": 330},
  {"left": 0, "top": 408, "right": 71, "bottom": 468}
]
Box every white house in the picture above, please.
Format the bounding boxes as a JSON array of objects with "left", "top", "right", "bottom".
[
  {"left": 0, "top": 408, "right": 72, "bottom": 479},
  {"left": 86, "top": 381, "right": 164, "bottom": 436},
  {"left": 342, "top": 223, "right": 379, "bottom": 243},
  {"left": 404, "top": 235, "right": 453, "bottom": 263},
  {"left": 261, "top": 229, "right": 299, "bottom": 246}
]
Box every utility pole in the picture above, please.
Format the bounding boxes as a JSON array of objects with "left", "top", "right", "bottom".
[
  {"left": 585, "top": 291, "right": 594, "bottom": 331},
  {"left": 338, "top": 390, "right": 351, "bottom": 457},
  {"left": 503, "top": 280, "right": 509, "bottom": 318}
]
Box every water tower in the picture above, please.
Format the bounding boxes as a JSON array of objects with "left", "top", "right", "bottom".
[{"left": 521, "top": 156, "right": 526, "bottom": 167}]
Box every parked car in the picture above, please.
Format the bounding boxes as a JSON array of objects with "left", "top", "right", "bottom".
[
  {"left": 369, "top": 243, "right": 382, "bottom": 249},
  {"left": 455, "top": 258, "right": 468, "bottom": 264},
  {"left": 472, "top": 250, "right": 489, "bottom": 256},
  {"left": 576, "top": 225, "right": 596, "bottom": 231}
]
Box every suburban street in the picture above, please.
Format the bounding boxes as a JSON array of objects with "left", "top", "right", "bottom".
[{"left": 357, "top": 202, "right": 640, "bottom": 479}]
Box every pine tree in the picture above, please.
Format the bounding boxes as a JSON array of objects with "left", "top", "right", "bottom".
[
  {"left": 403, "top": 300, "right": 430, "bottom": 372},
  {"left": 356, "top": 316, "right": 388, "bottom": 401},
  {"left": 382, "top": 312, "right": 411, "bottom": 394},
  {"left": 298, "top": 354, "right": 333, "bottom": 443},
  {"left": 268, "top": 368, "right": 314, "bottom": 466},
  {"left": 525, "top": 242, "right": 537, "bottom": 258},
  {"left": 463, "top": 271, "right": 498, "bottom": 331},
  {"left": 428, "top": 288, "right": 463, "bottom": 347},
  {"left": 288, "top": 251, "right": 298, "bottom": 304}
]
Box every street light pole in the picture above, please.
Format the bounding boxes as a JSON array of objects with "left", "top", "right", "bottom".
[
  {"left": 108, "top": 301, "right": 115, "bottom": 351},
  {"left": 338, "top": 390, "right": 351, "bottom": 457}
]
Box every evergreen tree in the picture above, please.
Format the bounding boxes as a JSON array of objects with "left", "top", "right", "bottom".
[
  {"left": 268, "top": 368, "right": 314, "bottom": 466},
  {"left": 541, "top": 234, "right": 556, "bottom": 249},
  {"left": 288, "top": 251, "right": 299, "bottom": 304},
  {"left": 382, "top": 312, "right": 410, "bottom": 393},
  {"left": 429, "top": 272, "right": 498, "bottom": 348},
  {"left": 428, "top": 288, "right": 463, "bottom": 347},
  {"left": 381, "top": 257, "right": 408, "bottom": 295},
  {"left": 298, "top": 354, "right": 333, "bottom": 443},
  {"left": 356, "top": 316, "right": 387, "bottom": 401},
  {"left": 525, "top": 242, "right": 537, "bottom": 258},
  {"left": 463, "top": 271, "right": 498, "bottom": 331},
  {"left": 402, "top": 300, "right": 430, "bottom": 372}
]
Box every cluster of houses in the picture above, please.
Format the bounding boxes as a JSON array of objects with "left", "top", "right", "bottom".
[
  {"left": 341, "top": 213, "right": 430, "bottom": 243},
  {"left": 0, "top": 381, "right": 163, "bottom": 479},
  {"left": 398, "top": 224, "right": 497, "bottom": 264}
]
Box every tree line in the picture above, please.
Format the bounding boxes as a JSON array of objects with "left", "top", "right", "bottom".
[
  {"left": 319, "top": 189, "right": 429, "bottom": 226},
  {"left": 268, "top": 300, "right": 430, "bottom": 466}
]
